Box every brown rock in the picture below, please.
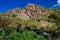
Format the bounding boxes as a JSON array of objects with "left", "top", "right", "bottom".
[
  {"left": 39, "top": 20, "right": 51, "bottom": 28},
  {"left": 1, "top": 3, "right": 52, "bottom": 20}
]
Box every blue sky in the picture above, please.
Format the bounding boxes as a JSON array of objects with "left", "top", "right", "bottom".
[{"left": 0, "top": 0, "right": 58, "bottom": 12}]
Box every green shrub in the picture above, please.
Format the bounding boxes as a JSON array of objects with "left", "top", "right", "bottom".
[{"left": 0, "top": 28, "right": 47, "bottom": 40}]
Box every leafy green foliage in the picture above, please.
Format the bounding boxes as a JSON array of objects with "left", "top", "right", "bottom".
[{"left": 0, "top": 28, "right": 47, "bottom": 40}]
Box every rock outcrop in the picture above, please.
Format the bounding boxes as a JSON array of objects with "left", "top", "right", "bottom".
[{"left": 1, "top": 3, "right": 52, "bottom": 20}]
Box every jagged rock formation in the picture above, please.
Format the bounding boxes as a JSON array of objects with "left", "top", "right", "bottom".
[{"left": 1, "top": 3, "right": 52, "bottom": 20}]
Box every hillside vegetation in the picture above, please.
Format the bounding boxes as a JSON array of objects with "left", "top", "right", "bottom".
[{"left": 0, "top": 3, "right": 60, "bottom": 40}]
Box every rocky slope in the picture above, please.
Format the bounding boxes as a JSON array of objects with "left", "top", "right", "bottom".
[
  {"left": 0, "top": 3, "right": 60, "bottom": 40},
  {"left": 0, "top": 3, "right": 56, "bottom": 30},
  {"left": 1, "top": 3, "right": 60, "bottom": 30},
  {"left": 1, "top": 3, "right": 52, "bottom": 20}
]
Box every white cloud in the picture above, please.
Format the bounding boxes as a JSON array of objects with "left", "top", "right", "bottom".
[
  {"left": 57, "top": 0, "right": 60, "bottom": 4},
  {"left": 51, "top": 0, "right": 60, "bottom": 8}
]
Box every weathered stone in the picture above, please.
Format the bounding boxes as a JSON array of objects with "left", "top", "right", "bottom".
[
  {"left": 1, "top": 3, "right": 52, "bottom": 20},
  {"left": 39, "top": 20, "right": 51, "bottom": 28}
]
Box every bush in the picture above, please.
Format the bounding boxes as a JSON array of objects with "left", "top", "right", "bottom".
[{"left": 0, "top": 28, "right": 47, "bottom": 40}]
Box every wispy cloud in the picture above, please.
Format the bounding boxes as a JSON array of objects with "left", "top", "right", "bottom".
[{"left": 52, "top": 0, "right": 60, "bottom": 8}]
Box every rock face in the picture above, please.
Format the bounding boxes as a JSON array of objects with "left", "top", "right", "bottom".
[
  {"left": 39, "top": 20, "right": 50, "bottom": 28},
  {"left": 1, "top": 3, "right": 52, "bottom": 20},
  {"left": 25, "top": 3, "right": 51, "bottom": 18}
]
